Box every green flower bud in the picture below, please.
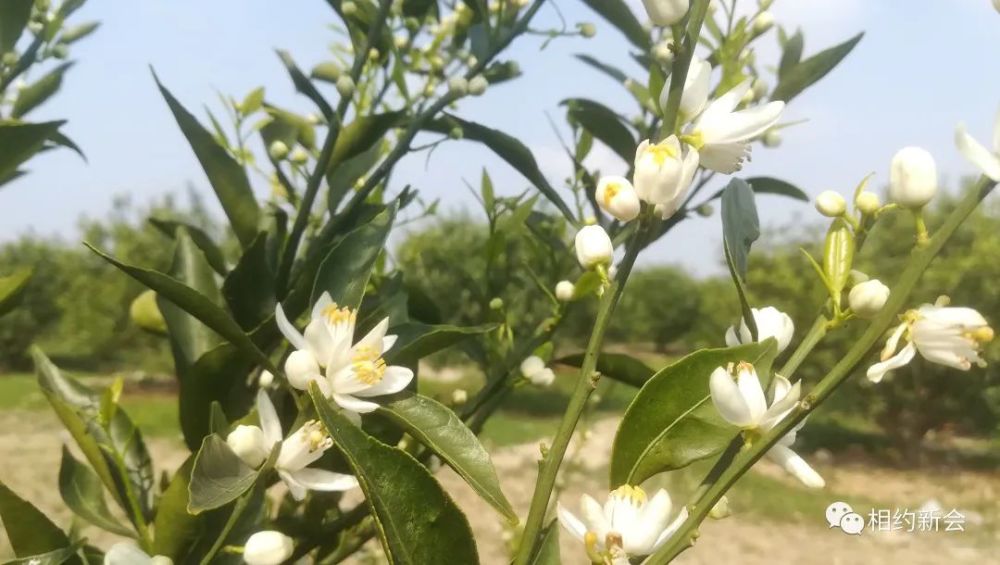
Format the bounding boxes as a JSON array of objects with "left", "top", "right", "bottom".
[
  {"left": 577, "top": 22, "right": 597, "bottom": 38},
  {"left": 697, "top": 203, "right": 714, "bottom": 217},
  {"left": 336, "top": 75, "right": 356, "bottom": 97},
  {"left": 448, "top": 76, "right": 469, "bottom": 96},
  {"left": 489, "top": 297, "right": 504, "bottom": 310},
  {"left": 468, "top": 75, "right": 488, "bottom": 96},
  {"left": 762, "top": 129, "right": 782, "bottom": 148},
  {"left": 268, "top": 140, "right": 289, "bottom": 160},
  {"left": 449, "top": 127, "right": 463, "bottom": 140},
  {"left": 342, "top": 1, "right": 358, "bottom": 16},
  {"left": 289, "top": 147, "right": 309, "bottom": 164},
  {"left": 855, "top": 191, "right": 881, "bottom": 215}
]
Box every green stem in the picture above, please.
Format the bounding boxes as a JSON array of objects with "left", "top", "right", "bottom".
[
  {"left": 512, "top": 223, "right": 645, "bottom": 565},
  {"left": 200, "top": 491, "right": 253, "bottom": 565},
  {"left": 644, "top": 177, "right": 996, "bottom": 564},
  {"left": 658, "top": 0, "right": 711, "bottom": 139}
]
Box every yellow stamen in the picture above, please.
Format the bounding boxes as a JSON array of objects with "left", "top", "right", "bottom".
[
  {"left": 647, "top": 142, "right": 677, "bottom": 165},
  {"left": 583, "top": 531, "right": 603, "bottom": 563},
  {"left": 680, "top": 131, "right": 704, "bottom": 150},
  {"left": 602, "top": 182, "right": 620, "bottom": 207},
  {"left": 610, "top": 484, "right": 647, "bottom": 506},
  {"left": 352, "top": 345, "right": 387, "bottom": 385},
  {"left": 968, "top": 326, "right": 994, "bottom": 344},
  {"left": 322, "top": 303, "right": 356, "bottom": 325}
]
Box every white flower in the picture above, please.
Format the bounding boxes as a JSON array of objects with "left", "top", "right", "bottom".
[
  {"left": 848, "top": 280, "right": 890, "bottom": 319},
  {"left": 275, "top": 291, "right": 355, "bottom": 391},
  {"left": 633, "top": 137, "right": 700, "bottom": 219},
  {"left": 889, "top": 147, "right": 937, "bottom": 209},
  {"left": 641, "top": 0, "right": 689, "bottom": 26},
  {"left": 575, "top": 225, "right": 614, "bottom": 268},
  {"left": 686, "top": 80, "right": 784, "bottom": 173},
  {"left": 595, "top": 176, "right": 641, "bottom": 222},
  {"left": 662, "top": 56, "right": 712, "bottom": 122},
  {"left": 725, "top": 306, "right": 795, "bottom": 353},
  {"left": 103, "top": 544, "right": 172, "bottom": 565},
  {"left": 557, "top": 485, "right": 688, "bottom": 561},
  {"left": 521, "top": 355, "right": 556, "bottom": 387},
  {"left": 555, "top": 280, "right": 575, "bottom": 301},
  {"left": 243, "top": 531, "right": 294, "bottom": 565},
  {"left": 867, "top": 299, "right": 994, "bottom": 383},
  {"left": 710, "top": 364, "right": 824, "bottom": 488},
  {"left": 227, "top": 390, "right": 358, "bottom": 500},
  {"left": 955, "top": 106, "right": 1000, "bottom": 182},
  {"left": 815, "top": 190, "right": 846, "bottom": 217},
  {"left": 855, "top": 191, "right": 881, "bottom": 215}
]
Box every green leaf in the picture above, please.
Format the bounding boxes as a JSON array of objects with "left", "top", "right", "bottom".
[
  {"left": 378, "top": 392, "right": 515, "bottom": 521},
  {"left": 425, "top": 114, "right": 576, "bottom": 223},
  {"left": 0, "top": 0, "right": 33, "bottom": 54},
  {"left": 0, "top": 121, "right": 65, "bottom": 179},
  {"left": 528, "top": 520, "right": 561, "bottom": 565},
  {"left": 579, "top": 0, "right": 650, "bottom": 50},
  {"left": 610, "top": 341, "right": 778, "bottom": 486},
  {"left": 12, "top": 62, "right": 73, "bottom": 118},
  {"left": 326, "top": 139, "right": 383, "bottom": 213},
  {"left": 85, "top": 242, "right": 275, "bottom": 373},
  {"left": 330, "top": 111, "right": 405, "bottom": 169},
  {"left": 310, "top": 387, "right": 479, "bottom": 565},
  {"left": 222, "top": 233, "right": 275, "bottom": 331},
  {"left": 562, "top": 98, "right": 636, "bottom": 163},
  {"left": 3, "top": 542, "right": 84, "bottom": 565},
  {"left": 33, "top": 348, "right": 154, "bottom": 525},
  {"left": 149, "top": 217, "right": 228, "bottom": 276},
  {"left": 152, "top": 458, "right": 200, "bottom": 560},
  {"left": 312, "top": 205, "right": 396, "bottom": 310},
  {"left": 154, "top": 72, "right": 261, "bottom": 247},
  {"left": 58, "top": 446, "right": 134, "bottom": 536},
  {"left": 709, "top": 176, "right": 809, "bottom": 202},
  {"left": 0, "top": 480, "right": 70, "bottom": 558},
  {"left": 772, "top": 32, "right": 863, "bottom": 102},
  {"left": 778, "top": 29, "right": 804, "bottom": 79},
  {"left": 720, "top": 178, "right": 760, "bottom": 281},
  {"left": 179, "top": 345, "right": 256, "bottom": 451},
  {"left": 59, "top": 21, "right": 101, "bottom": 44},
  {"left": 385, "top": 323, "right": 498, "bottom": 367},
  {"left": 574, "top": 53, "right": 627, "bottom": 83},
  {"left": 276, "top": 50, "right": 333, "bottom": 119},
  {"left": 188, "top": 434, "right": 259, "bottom": 514},
  {"left": 556, "top": 352, "right": 654, "bottom": 388},
  {"left": 0, "top": 267, "right": 31, "bottom": 317}
]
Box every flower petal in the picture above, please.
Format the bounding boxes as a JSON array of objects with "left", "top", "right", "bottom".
[
  {"left": 256, "top": 390, "right": 283, "bottom": 446},
  {"left": 699, "top": 141, "right": 749, "bottom": 173},
  {"left": 311, "top": 291, "right": 334, "bottom": 319},
  {"left": 356, "top": 317, "right": 390, "bottom": 352},
  {"left": 581, "top": 494, "right": 609, "bottom": 538},
  {"left": 955, "top": 122, "right": 1000, "bottom": 182},
  {"left": 278, "top": 469, "right": 308, "bottom": 501},
  {"left": 353, "top": 365, "right": 414, "bottom": 397},
  {"left": 630, "top": 489, "right": 673, "bottom": 554},
  {"left": 710, "top": 367, "right": 753, "bottom": 427},
  {"left": 724, "top": 325, "right": 740, "bottom": 347},
  {"left": 286, "top": 468, "right": 359, "bottom": 491},
  {"left": 761, "top": 379, "right": 800, "bottom": 430},
  {"left": 867, "top": 342, "right": 916, "bottom": 383},
  {"left": 766, "top": 444, "right": 825, "bottom": 488},
  {"left": 275, "top": 303, "right": 307, "bottom": 352},
  {"left": 736, "top": 366, "right": 767, "bottom": 424},
  {"left": 104, "top": 543, "right": 153, "bottom": 565},
  {"left": 557, "top": 503, "right": 588, "bottom": 543},
  {"left": 651, "top": 507, "right": 689, "bottom": 552},
  {"left": 333, "top": 393, "right": 380, "bottom": 414},
  {"left": 382, "top": 334, "right": 398, "bottom": 353}
]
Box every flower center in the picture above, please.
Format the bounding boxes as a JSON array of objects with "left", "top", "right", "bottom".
[
  {"left": 303, "top": 420, "right": 332, "bottom": 452},
  {"left": 322, "top": 303, "right": 356, "bottom": 325},
  {"left": 680, "top": 131, "right": 705, "bottom": 150},
  {"left": 602, "top": 182, "right": 620, "bottom": 206},
  {"left": 647, "top": 143, "right": 677, "bottom": 165},
  {"left": 966, "top": 326, "right": 994, "bottom": 344},
  {"left": 352, "top": 345, "right": 387, "bottom": 385}
]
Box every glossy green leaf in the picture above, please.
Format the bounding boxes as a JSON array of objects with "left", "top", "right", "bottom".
[
  {"left": 579, "top": 0, "right": 650, "bottom": 50},
  {"left": 0, "top": 267, "right": 31, "bottom": 317},
  {"left": 276, "top": 49, "right": 333, "bottom": 118},
  {"left": 378, "top": 392, "right": 515, "bottom": 521},
  {"left": 149, "top": 217, "right": 228, "bottom": 275},
  {"left": 188, "top": 434, "right": 259, "bottom": 514},
  {"left": 0, "top": 480, "right": 70, "bottom": 558},
  {"left": 529, "top": 520, "right": 561, "bottom": 565},
  {"left": 312, "top": 205, "right": 396, "bottom": 310},
  {"left": 385, "top": 323, "right": 497, "bottom": 367},
  {"left": 178, "top": 345, "right": 256, "bottom": 451},
  {"left": 33, "top": 348, "right": 154, "bottom": 524},
  {"left": 562, "top": 98, "right": 636, "bottom": 163},
  {"left": 152, "top": 458, "right": 199, "bottom": 560},
  {"left": 12, "top": 62, "right": 73, "bottom": 118},
  {"left": 574, "top": 53, "right": 627, "bottom": 83},
  {"left": 772, "top": 32, "right": 863, "bottom": 102},
  {"left": 310, "top": 387, "right": 479, "bottom": 565},
  {"left": 425, "top": 114, "right": 576, "bottom": 223},
  {"left": 58, "top": 446, "right": 134, "bottom": 536},
  {"left": 327, "top": 139, "right": 383, "bottom": 213},
  {"left": 778, "top": 29, "right": 804, "bottom": 79},
  {"left": 0, "top": 0, "right": 32, "bottom": 53},
  {"left": 720, "top": 178, "right": 760, "bottom": 281},
  {"left": 222, "top": 233, "right": 275, "bottom": 331},
  {"left": 330, "top": 111, "right": 405, "bottom": 169},
  {"left": 155, "top": 72, "right": 261, "bottom": 247},
  {"left": 0, "top": 121, "right": 64, "bottom": 179},
  {"left": 610, "top": 341, "right": 778, "bottom": 486},
  {"left": 85, "top": 242, "right": 274, "bottom": 372},
  {"left": 556, "top": 352, "right": 654, "bottom": 388}
]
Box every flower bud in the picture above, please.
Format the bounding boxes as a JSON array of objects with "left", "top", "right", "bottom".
[
  {"left": 633, "top": 137, "right": 699, "bottom": 218},
  {"left": 448, "top": 76, "right": 468, "bottom": 96},
  {"left": 226, "top": 425, "right": 269, "bottom": 468},
  {"left": 336, "top": 75, "right": 356, "bottom": 97},
  {"left": 468, "top": 75, "right": 488, "bottom": 95},
  {"left": 641, "top": 0, "right": 690, "bottom": 26},
  {"left": 289, "top": 147, "right": 309, "bottom": 165},
  {"left": 574, "top": 225, "right": 613, "bottom": 268},
  {"left": 342, "top": 1, "right": 358, "bottom": 15},
  {"left": 696, "top": 203, "right": 714, "bottom": 217},
  {"left": 27, "top": 21, "right": 43, "bottom": 35},
  {"left": 595, "top": 176, "right": 641, "bottom": 222},
  {"left": 577, "top": 22, "right": 596, "bottom": 38},
  {"left": 258, "top": 370, "right": 275, "bottom": 388},
  {"left": 652, "top": 41, "right": 674, "bottom": 65},
  {"left": 528, "top": 367, "right": 556, "bottom": 387},
  {"left": 243, "top": 531, "right": 294, "bottom": 565},
  {"left": 848, "top": 279, "right": 890, "bottom": 319},
  {"left": 284, "top": 350, "right": 320, "bottom": 390},
  {"left": 855, "top": 191, "right": 881, "bottom": 215},
  {"left": 762, "top": 129, "right": 781, "bottom": 147},
  {"left": 268, "top": 140, "right": 289, "bottom": 161},
  {"left": 489, "top": 297, "right": 504, "bottom": 310},
  {"left": 752, "top": 11, "right": 774, "bottom": 34},
  {"left": 1, "top": 51, "right": 17, "bottom": 66},
  {"left": 52, "top": 44, "right": 68, "bottom": 59},
  {"left": 815, "top": 191, "right": 846, "bottom": 217},
  {"left": 709, "top": 495, "right": 731, "bottom": 519},
  {"left": 520, "top": 355, "right": 545, "bottom": 378},
  {"left": 555, "top": 280, "right": 575, "bottom": 302},
  {"left": 451, "top": 388, "right": 468, "bottom": 405},
  {"left": 889, "top": 146, "right": 937, "bottom": 209}
]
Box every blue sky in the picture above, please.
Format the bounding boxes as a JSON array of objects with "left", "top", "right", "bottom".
[{"left": 3, "top": 0, "right": 1000, "bottom": 275}]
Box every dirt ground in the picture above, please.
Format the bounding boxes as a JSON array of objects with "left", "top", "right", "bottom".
[{"left": 1, "top": 411, "right": 997, "bottom": 564}]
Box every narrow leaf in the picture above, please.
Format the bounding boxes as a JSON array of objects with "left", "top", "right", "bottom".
[
  {"left": 58, "top": 447, "right": 134, "bottom": 536},
  {"left": 562, "top": 98, "right": 636, "bottom": 163},
  {"left": 772, "top": 32, "right": 863, "bottom": 102},
  {"left": 0, "top": 480, "right": 70, "bottom": 558},
  {"left": 0, "top": 121, "right": 65, "bottom": 179},
  {"left": 12, "top": 63, "right": 74, "bottom": 118},
  {"left": 384, "top": 322, "right": 497, "bottom": 367},
  {"left": 556, "top": 352, "right": 654, "bottom": 388},
  {"left": 0, "top": 267, "right": 32, "bottom": 317},
  {"left": 579, "top": 0, "right": 650, "bottom": 50},
  {"left": 276, "top": 49, "right": 334, "bottom": 119},
  {"left": 0, "top": 0, "right": 33, "bottom": 53},
  {"left": 720, "top": 178, "right": 760, "bottom": 281},
  {"left": 312, "top": 205, "right": 396, "bottom": 310}
]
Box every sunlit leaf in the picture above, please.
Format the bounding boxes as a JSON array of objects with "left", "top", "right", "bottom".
[{"left": 772, "top": 32, "right": 863, "bottom": 102}]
